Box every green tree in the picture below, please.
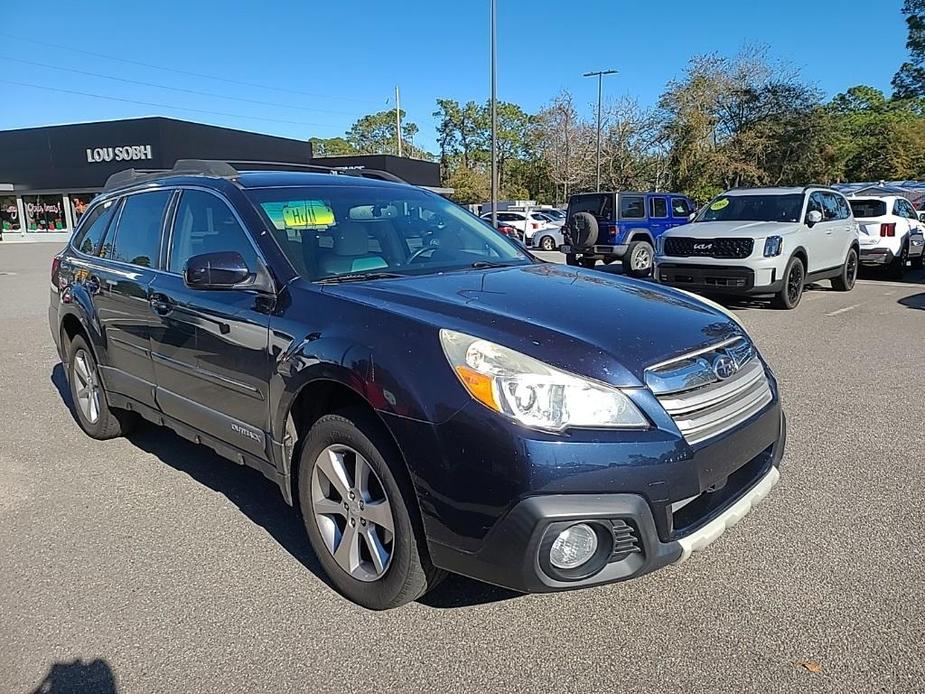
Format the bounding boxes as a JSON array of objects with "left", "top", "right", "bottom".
[
  {"left": 893, "top": 0, "right": 925, "bottom": 98},
  {"left": 309, "top": 136, "right": 358, "bottom": 156},
  {"left": 345, "top": 109, "right": 424, "bottom": 156}
]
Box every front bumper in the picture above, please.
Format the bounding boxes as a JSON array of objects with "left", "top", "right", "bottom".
[
  {"left": 387, "top": 384, "right": 786, "bottom": 593},
  {"left": 655, "top": 262, "right": 784, "bottom": 295}
]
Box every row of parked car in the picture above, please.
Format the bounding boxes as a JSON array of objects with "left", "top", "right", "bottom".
[{"left": 556, "top": 186, "right": 925, "bottom": 309}]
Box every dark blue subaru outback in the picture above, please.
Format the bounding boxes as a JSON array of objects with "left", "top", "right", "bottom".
[{"left": 49, "top": 161, "right": 785, "bottom": 609}]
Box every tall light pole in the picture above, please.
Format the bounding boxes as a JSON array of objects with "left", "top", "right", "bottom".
[
  {"left": 395, "top": 85, "right": 402, "bottom": 157},
  {"left": 490, "top": 0, "right": 498, "bottom": 228},
  {"left": 582, "top": 68, "right": 617, "bottom": 191}
]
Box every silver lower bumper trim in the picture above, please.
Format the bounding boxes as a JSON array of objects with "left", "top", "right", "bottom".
[{"left": 674, "top": 466, "right": 780, "bottom": 564}]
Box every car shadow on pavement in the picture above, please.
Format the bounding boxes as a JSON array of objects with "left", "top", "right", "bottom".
[
  {"left": 898, "top": 292, "right": 925, "bottom": 310},
  {"left": 29, "top": 657, "right": 117, "bottom": 693},
  {"left": 50, "top": 364, "right": 520, "bottom": 610}
]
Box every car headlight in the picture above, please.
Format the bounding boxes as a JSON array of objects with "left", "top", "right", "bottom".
[
  {"left": 764, "top": 236, "right": 783, "bottom": 257},
  {"left": 439, "top": 330, "right": 648, "bottom": 432}
]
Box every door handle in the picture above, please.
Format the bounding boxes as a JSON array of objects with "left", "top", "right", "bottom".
[{"left": 148, "top": 292, "right": 174, "bottom": 316}]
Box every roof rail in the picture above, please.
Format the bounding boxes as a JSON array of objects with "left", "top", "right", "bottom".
[{"left": 103, "top": 159, "right": 409, "bottom": 192}]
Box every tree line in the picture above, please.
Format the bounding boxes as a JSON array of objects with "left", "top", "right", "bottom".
[{"left": 310, "top": 1, "right": 925, "bottom": 206}]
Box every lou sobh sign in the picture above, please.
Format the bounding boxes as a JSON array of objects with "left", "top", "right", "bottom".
[{"left": 86, "top": 145, "right": 153, "bottom": 164}]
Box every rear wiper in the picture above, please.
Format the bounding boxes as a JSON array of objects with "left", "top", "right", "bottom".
[{"left": 317, "top": 271, "right": 404, "bottom": 284}]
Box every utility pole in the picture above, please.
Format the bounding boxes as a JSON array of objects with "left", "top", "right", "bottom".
[
  {"left": 490, "top": 0, "right": 498, "bottom": 228},
  {"left": 395, "top": 85, "right": 402, "bottom": 157},
  {"left": 582, "top": 69, "right": 617, "bottom": 191}
]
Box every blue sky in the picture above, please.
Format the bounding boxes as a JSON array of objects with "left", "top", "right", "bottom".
[{"left": 1, "top": 0, "right": 911, "bottom": 153}]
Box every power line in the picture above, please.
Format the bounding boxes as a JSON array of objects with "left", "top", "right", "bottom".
[
  {"left": 0, "top": 32, "right": 381, "bottom": 106},
  {"left": 2, "top": 55, "right": 361, "bottom": 117},
  {"left": 0, "top": 79, "right": 329, "bottom": 128}
]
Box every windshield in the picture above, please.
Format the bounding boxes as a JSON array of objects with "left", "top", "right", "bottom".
[
  {"left": 247, "top": 185, "right": 531, "bottom": 281},
  {"left": 696, "top": 194, "right": 804, "bottom": 223}
]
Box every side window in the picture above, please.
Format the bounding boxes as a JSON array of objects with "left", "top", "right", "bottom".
[
  {"left": 892, "top": 200, "right": 905, "bottom": 218},
  {"left": 569, "top": 194, "right": 607, "bottom": 217},
  {"left": 106, "top": 191, "right": 171, "bottom": 267},
  {"left": 72, "top": 200, "right": 118, "bottom": 256},
  {"left": 671, "top": 197, "right": 690, "bottom": 217},
  {"left": 168, "top": 189, "right": 258, "bottom": 273},
  {"left": 900, "top": 199, "right": 917, "bottom": 219},
  {"left": 835, "top": 195, "right": 852, "bottom": 220},
  {"left": 649, "top": 197, "right": 668, "bottom": 218},
  {"left": 821, "top": 193, "right": 840, "bottom": 221},
  {"left": 807, "top": 192, "right": 825, "bottom": 217},
  {"left": 619, "top": 195, "right": 645, "bottom": 219}
]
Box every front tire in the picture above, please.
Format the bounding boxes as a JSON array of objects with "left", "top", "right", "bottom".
[
  {"left": 66, "top": 334, "right": 136, "bottom": 439},
  {"left": 537, "top": 235, "right": 556, "bottom": 252},
  {"left": 298, "top": 408, "right": 445, "bottom": 609},
  {"left": 831, "top": 247, "right": 858, "bottom": 291},
  {"left": 773, "top": 256, "right": 805, "bottom": 310},
  {"left": 623, "top": 240, "right": 654, "bottom": 278}
]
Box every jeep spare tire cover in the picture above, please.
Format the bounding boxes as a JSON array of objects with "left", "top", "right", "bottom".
[{"left": 570, "top": 212, "right": 598, "bottom": 248}]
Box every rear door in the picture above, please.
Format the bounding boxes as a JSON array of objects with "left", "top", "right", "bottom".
[
  {"left": 147, "top": 188, "right": 273, "bottom": 458},
  {"left": 89, "top": 190, "right": 172, "bottom": 408}
]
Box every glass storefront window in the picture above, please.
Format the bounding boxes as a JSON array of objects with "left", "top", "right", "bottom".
[
  {"left": 70, "top": 193, "right": 98, "bottom": 224},
  {"left": 0, "top": 195, "right": 20, "bottom": 231},
  {"left": 23, "top": 195, "right": 66, "bottom": 232}
]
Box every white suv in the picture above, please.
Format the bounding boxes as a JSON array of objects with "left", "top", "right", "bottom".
[
  {"left": 847, "top": 195, "right": 925, "bottom": 278},
  {"left": 655, "top": 187, "right": 860, "bottom": 309}
]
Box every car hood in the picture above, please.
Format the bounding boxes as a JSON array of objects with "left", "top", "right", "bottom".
[
  {"left": 670, "top": 221, "right": 799, "bottom": 238},
  {"left": 321, "top": 263, "right": 743, "bottom": 387}
]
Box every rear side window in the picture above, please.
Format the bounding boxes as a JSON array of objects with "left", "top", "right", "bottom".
[
  {"left": 569, "top": 194, "right": 608, "bottom": 217},
  {"left": 106, "top": 191, "right": 171, "bottom": 267},
  {"left": 73, "top": 200, "right": 118, "bottom": 256},
  {"left": 619, "top": 195, "right": 645, "bottom": 219},
  {"left": 649, "top": 197, "right": 668, "bottom": 218},
  {"left": 848, "top": 199, "right": 886, "bottom": 219},
  {"left": 169, "top": 189, "right": 258, "bottom": 273}
]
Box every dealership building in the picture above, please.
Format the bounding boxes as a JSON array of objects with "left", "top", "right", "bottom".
[{"left": 0, "top": 116, "right": 444, "bottom": 241}]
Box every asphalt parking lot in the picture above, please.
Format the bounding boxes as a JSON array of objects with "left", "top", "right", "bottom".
[{"left": 2, "top": 242, "right": 924, "bottom": 694}]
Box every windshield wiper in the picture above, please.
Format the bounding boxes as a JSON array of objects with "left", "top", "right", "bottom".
[
  {"left": 469, "top": 260, "right": 523, "bottom": 269},
  {"left": 317, "top": 271, "right": 404, "bottom": 284}
]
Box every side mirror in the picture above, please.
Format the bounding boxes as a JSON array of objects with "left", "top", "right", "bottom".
[
  {"left": 184, "top": 251, "right": 251, "bottom": 290},
  {"left": 806, "top": 210, "right": 823, "bottom": 226}
]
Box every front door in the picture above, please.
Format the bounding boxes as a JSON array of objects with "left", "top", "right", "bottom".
[
  {"left": 804, "top": 192, "right": 838, "bottom": 273},
  {"left": 148, "top": 188, "right": 273, "bottom": 459}
]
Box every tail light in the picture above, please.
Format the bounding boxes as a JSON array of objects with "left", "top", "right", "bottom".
[
  {"left": 531, "top": 222, "right": 540, "bottom": 230},
  {"left": 881, "top": 223, "right": 896, "bottom": 237},
  {"left": 51, "top": 255, "right": 61, "bottom": 289}
]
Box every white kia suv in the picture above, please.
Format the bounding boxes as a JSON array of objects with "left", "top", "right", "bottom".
[
  {"left": 847, "top": 195, "right": 925, "bottom": 278},
  {"left": 655, "top": 187, "right": 860, "bottom": 309}
]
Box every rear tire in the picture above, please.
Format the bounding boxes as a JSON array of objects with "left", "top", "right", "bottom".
[
  {"left": 622, "top": 240, "right": 654, "bottom": 278},
  {"left": 831, "top": 247, "right": 858, "bottom": 291},
  {"left": 773, "top": 256, "right": 805, "bottom": 310},
  {"left": 66, "top": 334, "right": 136, "bottom": 439},
  {"left": 579, "top": 258, "right": 597, "bottom": 269},
  {"left": 911, "top": 252, "right": 924, "bottom": 270},
  {"left": 298, "top": 407, "right": 445, "bottom": 610},
  {"left": 565, "top": 254, "right": 579, "bottom": 266}
]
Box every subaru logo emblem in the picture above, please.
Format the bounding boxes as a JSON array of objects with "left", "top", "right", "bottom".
[{"left": 712, "top": 355, "right": 738, "bottom": 380}]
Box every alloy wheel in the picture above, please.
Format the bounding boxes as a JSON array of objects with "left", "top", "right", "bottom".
[
  {"left": 73, "top": 349, "right": 101, "bottom": 424},
  {"left": 632, "top": 245, "right": 651, "bottom": 271},
  {"left": 540, "top": 236, "right": 555, "bottom": 251},
  {"left": 311, "top": 444, "right": 395, "bottom": 582},
  {"left": 846, "top": 251, "right": 858, "bottom": 288},
  {"left": 787, "top": 262, "right": 804, "bottom": 304}
]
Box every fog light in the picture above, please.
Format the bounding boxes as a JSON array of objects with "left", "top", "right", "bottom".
[{"left": 549, "top": 523, "right": 598, "bottom": 569}]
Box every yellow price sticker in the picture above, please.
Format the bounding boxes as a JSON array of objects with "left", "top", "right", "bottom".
[{"left": 709, "top": 198, "right": 730, "bottom": 211}]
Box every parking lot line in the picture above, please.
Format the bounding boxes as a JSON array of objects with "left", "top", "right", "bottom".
[{"left": 826, "top": 304, "right": 862, "bottom": 316}]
